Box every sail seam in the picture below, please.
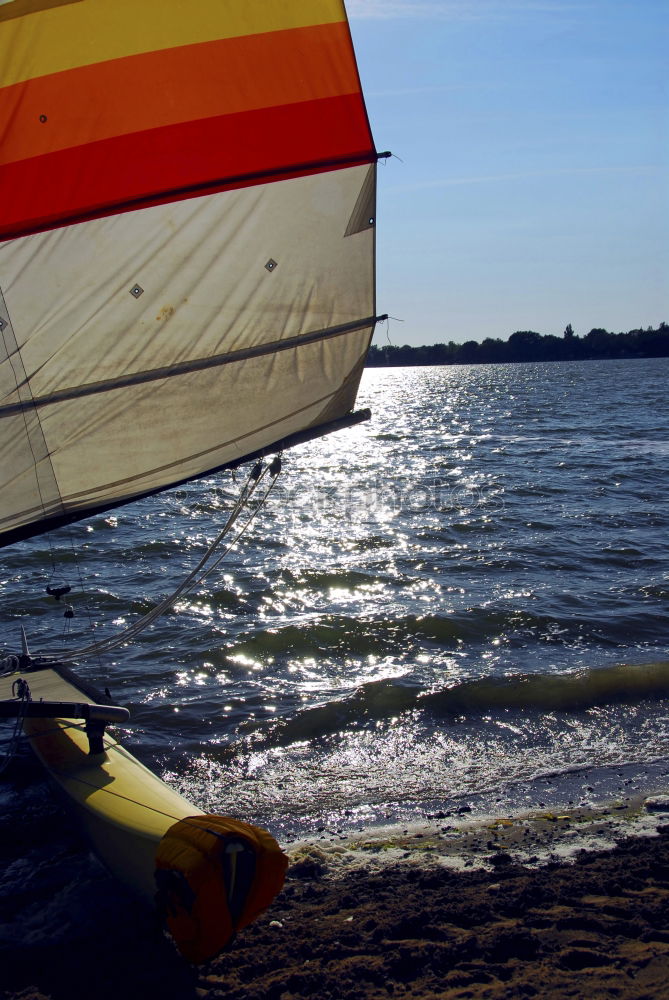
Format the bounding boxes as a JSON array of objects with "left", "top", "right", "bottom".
[
  {"left": 1, "top": 149, "right": 379, "bottom": 243},
  {"left": 0, "top": 286, "right": 67, "bottom": 525},
  {"left": 0, "top": 316, "right": 378, "bottom": 418}
]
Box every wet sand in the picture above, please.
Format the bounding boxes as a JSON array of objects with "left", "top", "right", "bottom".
[{"left": 3, "top": 797, "right": 669, "bottom": 1000}]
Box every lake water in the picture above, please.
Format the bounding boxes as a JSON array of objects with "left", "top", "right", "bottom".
[{"left": 2, "top": 358, "right": 669, "bottom": 844}]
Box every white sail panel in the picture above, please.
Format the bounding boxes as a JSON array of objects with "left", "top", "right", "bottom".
[{"left": 0, "top": 166, "right": 376, "bottom": 542}]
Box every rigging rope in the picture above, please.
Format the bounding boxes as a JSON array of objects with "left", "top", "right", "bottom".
[{"left": 43, "top": 456, "right": 282, "bottom": 662}]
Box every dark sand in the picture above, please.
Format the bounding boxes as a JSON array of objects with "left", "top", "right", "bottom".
[{"left": 3, "top": 799, "right": 669, "bottom": 1000}]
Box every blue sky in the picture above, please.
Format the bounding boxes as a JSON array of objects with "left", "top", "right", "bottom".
[{"left": 347, "top": 0, "right": 667, "bottom": 346}]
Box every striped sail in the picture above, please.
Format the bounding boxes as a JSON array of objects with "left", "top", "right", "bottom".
[{"left": 0, "top": 0, "right": 379, "bottom": 546}]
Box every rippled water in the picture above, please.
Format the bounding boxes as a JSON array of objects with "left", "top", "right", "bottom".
[{"left": 2, "top": 358, "right": 669, "bottom": 838}]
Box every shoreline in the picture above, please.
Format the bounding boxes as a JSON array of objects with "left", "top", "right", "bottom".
[
  {"left": 271, "top": 753, "right": 669, "bottom": 848},
  {"left": 286, "top": 790, "right": 669, "bottom": 875},
  {"left": 208, "top": 794, "right": 669, "bottom": 1000},
  {"left": 3, "top": 790, "right": 669, "bottom": 999}
]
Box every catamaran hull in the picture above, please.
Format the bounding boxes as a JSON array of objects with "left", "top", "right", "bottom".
[
  {"left": 1, "top": 663, "right": 287, "bottom": 963},
  {"left": 24, "top": 712, "right": 198, "bottom": 901}
]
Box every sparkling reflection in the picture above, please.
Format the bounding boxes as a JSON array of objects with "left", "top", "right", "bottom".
[{"left": 3, "top": 361, "right": 669, "bottom": 836}]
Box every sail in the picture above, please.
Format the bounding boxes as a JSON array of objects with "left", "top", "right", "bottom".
[{"left": 0, "top": 0, "right": 380, "bottom": 546}]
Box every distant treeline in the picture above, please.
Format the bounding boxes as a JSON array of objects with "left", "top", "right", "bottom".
[{"left": 367, "top": 323, "right": 669, "bottom": 367}]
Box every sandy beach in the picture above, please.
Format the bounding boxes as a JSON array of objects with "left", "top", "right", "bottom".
[{"left": 3, "top": 795, "right": 669, "bottom": 1000}]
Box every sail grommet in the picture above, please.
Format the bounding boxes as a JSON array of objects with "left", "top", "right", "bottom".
[
  {"left": 129, "top": 284, "right": 144, "bottom": 298},
  {"left": 264, "top": 259, "right": 278, "bottom": 272},
  {"left": 39, "top": 114, "right": 47, "bottom": 123}
]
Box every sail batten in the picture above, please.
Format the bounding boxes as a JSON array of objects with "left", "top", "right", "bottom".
[
  {"left": 0, "top": 316, "right": 381, "bottom": 420},
  {"left": 0, "top": 1, "right": 379, "bottom": 548},
  {"left": 0, "top": 141, "right": 377, "bottom": 244}
]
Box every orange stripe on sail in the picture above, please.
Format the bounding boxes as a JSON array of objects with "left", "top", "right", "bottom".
[
  {"left": 0, "top": 22, "right": 359, "bottom": 167},
  {"left": 0, "top": 94, "right": 374, "bottom": 241}
]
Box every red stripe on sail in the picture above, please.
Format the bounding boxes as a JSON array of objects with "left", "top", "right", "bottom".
[{"left": 0, "top": 94, "right": 373, "bottom": 241}]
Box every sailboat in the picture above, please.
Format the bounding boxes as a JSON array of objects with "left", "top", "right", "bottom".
[{"left": 0, "top": 0, "right": 386, "bottom": 964}]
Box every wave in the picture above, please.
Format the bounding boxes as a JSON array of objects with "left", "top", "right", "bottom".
[
  {"left": 422, "top": 659, "right": 669, "bottom": 713},
  {"left": 249, "top": 660, "right": 669, "bottom": 748},
  {"left": 227, "top": 612, "right": 494, "bottom": 660},
  {"left": 225, "top": 606, "right": 659, "bottom": 660},
  {"left": 242, "top": 676, "right": 421, "bottom": 747}
]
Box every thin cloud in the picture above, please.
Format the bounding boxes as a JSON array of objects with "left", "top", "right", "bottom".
[
  {"left": 347, "top": 0, "right": 583, "bottom": 20},
  {"left": 387, "top": 164, "right": 658, "bottom": 193},
  {"left": 369, "top": 83, "right": 469, "bottom": 98}
]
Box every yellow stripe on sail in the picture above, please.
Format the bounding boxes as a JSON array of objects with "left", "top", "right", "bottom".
[{"left": 0, "top": 0, "right": 347, "bottom": 86}]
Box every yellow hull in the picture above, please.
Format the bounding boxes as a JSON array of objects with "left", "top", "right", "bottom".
[
  {"left": 2, "top": 663, "right": 287, "bottom": 962},
  {"left": 24, "top": 713, "right": 201, "bottom": 901}
]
